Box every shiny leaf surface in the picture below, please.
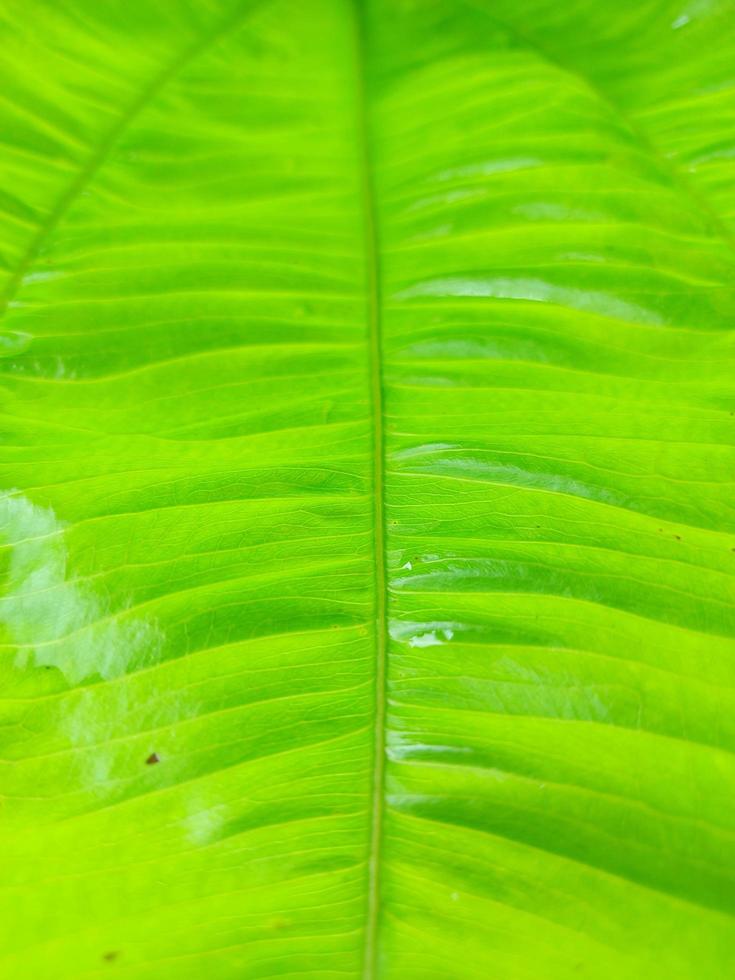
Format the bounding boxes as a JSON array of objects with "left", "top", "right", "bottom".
[{"left": 1, "top": 1, "right": 734, "bottom": 977}]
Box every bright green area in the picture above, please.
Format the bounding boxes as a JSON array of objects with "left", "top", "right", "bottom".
[{"left": 0, "top": 0, "right": 734, "bottom": 977}]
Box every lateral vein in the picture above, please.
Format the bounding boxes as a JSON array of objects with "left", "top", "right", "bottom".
[{"left": 0, "top": 0, "right": 263, "bottom": 319}]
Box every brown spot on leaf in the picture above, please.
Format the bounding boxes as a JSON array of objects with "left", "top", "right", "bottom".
[
  {"left": 145, "top": 753, "right": 160, "bottom": 765},
  {"left": 103, "top": 951, "right": 119, "bottom": 962}
]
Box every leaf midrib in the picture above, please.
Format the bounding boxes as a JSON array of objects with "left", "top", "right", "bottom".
[{"left": 350, "top": 3, "right": 389, "bottom": 978}]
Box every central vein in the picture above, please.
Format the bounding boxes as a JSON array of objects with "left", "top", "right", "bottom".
[{"left": 351, "top": 2, "right": 388, "bottom": 977}]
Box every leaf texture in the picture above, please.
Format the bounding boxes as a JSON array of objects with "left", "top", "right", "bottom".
[{"left": 0, "top": 1, "right": 734, "bottom": 977}]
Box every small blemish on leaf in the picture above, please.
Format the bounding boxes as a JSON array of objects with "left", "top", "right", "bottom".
[
  {"left": 103, "top": 951, "right": 119, "bottom": 962},
  {"left": 270, "top": 916, "right": 291, "bottom": 931},
  {"left": 145, "top": 752, "right": 160, "bottom": 765}
]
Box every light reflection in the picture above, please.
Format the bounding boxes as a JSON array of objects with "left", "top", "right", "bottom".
[{"left": 0, "top": 490, "right": 161, "bottom": 684}]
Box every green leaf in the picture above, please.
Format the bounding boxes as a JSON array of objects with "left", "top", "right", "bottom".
[{"left": 1, "top": 0, "right": 734, "bottom": 976}]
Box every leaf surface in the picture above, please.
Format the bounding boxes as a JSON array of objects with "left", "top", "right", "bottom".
[{"left": 1, "top": 1, "right": 734, "bottom": 977}]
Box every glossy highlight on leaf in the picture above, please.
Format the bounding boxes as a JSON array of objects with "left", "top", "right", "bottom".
[{"left": 0, "top": 1, "right": 734, "bottom": 978}]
